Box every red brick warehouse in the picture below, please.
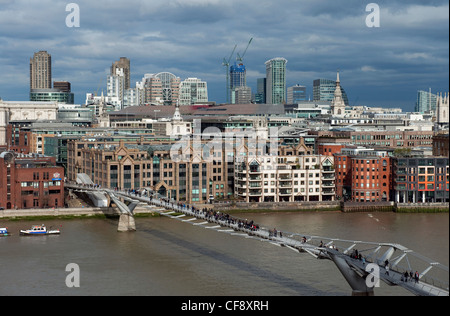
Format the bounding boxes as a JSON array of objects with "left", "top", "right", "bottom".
[{"left": 0, "top": 151, "right": 64, "bottom": 209}]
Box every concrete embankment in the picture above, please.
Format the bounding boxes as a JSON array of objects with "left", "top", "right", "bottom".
[
  {"left": 395, "top": 202, "right": 449, "bottom": 213},
  {"left": 205, "top": 201, "right": 341, "bottom": 213},
  {"left": 202, "top": 201, "right": 448, "bottom": 213}
]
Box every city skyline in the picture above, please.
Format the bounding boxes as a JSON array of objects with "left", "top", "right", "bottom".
[{"left": 0, "top": 0, "right": 448, "bottom": 111}]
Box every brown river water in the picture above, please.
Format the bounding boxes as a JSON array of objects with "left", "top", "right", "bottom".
[{"left": 0, "top": 211, "right": 448, "bottom": 296}]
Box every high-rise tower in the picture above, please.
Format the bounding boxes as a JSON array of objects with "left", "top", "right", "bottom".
[
  {"left": 30, "top": 51, "right": 52, "bottom": 91},
  {"left": 265, "top": 57, "right": 287, "bottom": 104},
  {"left": 230, "top": 62, "right": 246, "bottom": 103},
  {"left": 111, "top": 57, "right": 130, "bottom": 90}
]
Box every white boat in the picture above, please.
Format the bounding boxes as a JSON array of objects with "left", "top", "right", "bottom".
[
  {"left": 0, "top": 227, "right": 11, "bottom": 237},
  {"left": 20, "top": 225, "right": 60, "bottom": 236}
]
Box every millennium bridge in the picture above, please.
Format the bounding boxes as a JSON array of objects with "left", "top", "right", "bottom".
[{"left": 66, "top": 179, "right": 449, "bottom": 297}]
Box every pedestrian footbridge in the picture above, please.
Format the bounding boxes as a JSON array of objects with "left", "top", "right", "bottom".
[{"left": 65, "top": 182, "right": 449, "bottom": 296}]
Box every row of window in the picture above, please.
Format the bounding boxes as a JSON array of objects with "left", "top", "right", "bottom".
[{"left": 20, "top": 181, "right": 61, "bottom": 188}]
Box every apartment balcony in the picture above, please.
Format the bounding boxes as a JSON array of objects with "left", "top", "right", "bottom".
[
  {"left": 277, "top": 165, "right": 292, "bottom": 170},
  {"left": 279, "top": 175, "right": 292, "bottom": 180},
  {"left": 322, "top": 181, "right": 335, "bottom": 187},
  {"left": 279, "top": 189, "right": 292, "bottom": 195},
  {"left": 248, "top": 190, "right": 262, "bottom": 196},
  {"left": 249, "top": 183, "right": 262, "bottom": 189},
  {"left": 322, "top": 174, "right": 335, "bottom": 180},
  {"left": 279, "top": 183, "right": 292, "bottom": 188},
  {"left": 322, "top": 188, "right": 335, "bottom": 195},
  {"left": 235, "top": 182, "right": 247, "bottom": 189},
  {"left": 249, "top": 176, "right": 262, "bottom": 181}
]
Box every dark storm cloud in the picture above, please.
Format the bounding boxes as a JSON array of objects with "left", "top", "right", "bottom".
[{"left": 0, "top": 0, "right": 448, "bottom": 109}]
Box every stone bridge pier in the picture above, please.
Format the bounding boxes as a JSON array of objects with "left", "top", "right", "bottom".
[{"left": 118, "top": 213, "right": 136, "bottom": 232}]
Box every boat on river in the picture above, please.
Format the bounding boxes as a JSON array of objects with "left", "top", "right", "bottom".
[
  {"left": 20, "top": 225, "right": 60, "bottom": 236},
  {"left": 1, "top": 227, "right": 11, "bottom": 237}
]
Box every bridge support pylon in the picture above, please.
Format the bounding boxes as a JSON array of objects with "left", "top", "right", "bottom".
[
  {"left": 118, "top": 213, "right": 136, "bottom": 232},
  {"left": 329, "top": 252, "right": 375, "bottom": 296}
]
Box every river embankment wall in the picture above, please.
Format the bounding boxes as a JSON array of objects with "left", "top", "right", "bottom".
[
  {"left": 1, "top": 201, "right": 447, "bottom": 219},
  {"left": 0, "top": 205, "right": 160, "bottom": 219},
  {"left": 202, "top": 201, "right": 448, "bottom": 213}
]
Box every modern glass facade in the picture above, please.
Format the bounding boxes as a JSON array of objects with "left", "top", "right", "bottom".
[
  {"left": 415, "top": 90, "right": 437, "bottom": 113},
  {"left": 155, "top": 72, "right": 181, "bottom": 106},
  {"left": 30, "top": 89, "right": 74, "bottom": 104},
  {"left": 287, "top": 85, "right": 307, "bottom": 104},
  {"left": 230, "top": 63, "right": 246, "bottom": 103},
  {"left": 265, "top": 58, "right": 287, "bottom": 104},
  {"left": 313, "top": 79, "right": 349, "bottom": 106},
  {"left": 255, "top": 78, "right": 266, "bottom": 104}
]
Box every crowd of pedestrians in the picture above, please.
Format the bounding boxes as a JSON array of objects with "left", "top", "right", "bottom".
[
  {"left": 71, "top": 182, "right": 427, "bottom": 289},
  {"left": 123, "top": 188, "right": 264, "bottom": 235}
]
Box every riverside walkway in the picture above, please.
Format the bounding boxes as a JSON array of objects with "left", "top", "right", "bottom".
[{"left": 66, "top": 183, "right": 449, "bottom": 296}]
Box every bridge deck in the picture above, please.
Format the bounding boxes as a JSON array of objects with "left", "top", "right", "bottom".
[{"left": 66, "top": 184, "right": 449, "bottom": 296}]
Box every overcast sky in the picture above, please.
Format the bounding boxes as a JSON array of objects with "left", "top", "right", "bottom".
[{"left": 0, "top": 0, "right": 448, "bottom": 110}]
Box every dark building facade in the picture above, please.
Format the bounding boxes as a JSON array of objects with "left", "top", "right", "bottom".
[{"left": 394, "top": 157, "right": 449, "bottom": 203}]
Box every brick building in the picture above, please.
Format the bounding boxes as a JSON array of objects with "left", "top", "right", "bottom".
[
  {"left": 0, "top": 151, "right": 64, "bottom": 209},
  {"left": 67, "top": 135, "right": 318, "bottom": 204},
  {"left": 310, "top": 129, "right": 435, "bottom": 149},
  {"left": 334, "top": 148, "right": 392, "bottom": 202},
  {"left": 68, "top": 138, "right": 238, "bottom": 203},
  {"left": 432, "top": 133, "right": 449, "bottom": 157}
]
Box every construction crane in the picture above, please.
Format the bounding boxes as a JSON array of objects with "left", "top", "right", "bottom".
[
  {"left": 236, "top": 37, "right": 253, "bottom": 65},
  {"left": 222, "top": 44, "right": 237, "bottom": 104}
]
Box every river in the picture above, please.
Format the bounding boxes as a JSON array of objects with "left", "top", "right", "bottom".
[{"left": 0, "top": 211, "right": 448, "bottom": 296}]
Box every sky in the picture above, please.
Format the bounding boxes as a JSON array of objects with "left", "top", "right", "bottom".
[{"left": 0, "top": 0, "right": 448, "bottom": 111}]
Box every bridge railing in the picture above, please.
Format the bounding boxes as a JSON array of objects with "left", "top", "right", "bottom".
[{"left": 67, "top": 183, "right": 449, "bottom": 295}]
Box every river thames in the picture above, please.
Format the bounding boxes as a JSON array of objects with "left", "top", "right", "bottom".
[{"left": 0, "top": 211, "right": 448, "bottom": 296}]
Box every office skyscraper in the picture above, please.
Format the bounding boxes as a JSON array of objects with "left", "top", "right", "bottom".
[
  {"left": 30, "top": 51, "right": 52, "bottom": 91},
  {"left": 287, "top": 85, "right": 307, "bottom": 104},
  {"left": 230, "top": 62, "right": 246, "bottom": 103},
  {"left": 415, "top": 89, "right": 437, "bottom": 113},
  {"left": 313, "top": 78, "right": 349, "bottom": 106},
  {"left": 265, "top": 58, "right": 287, "bottom": 104},
  {"left": 255, "top": 78, "right": 266, "bottom": 104}
]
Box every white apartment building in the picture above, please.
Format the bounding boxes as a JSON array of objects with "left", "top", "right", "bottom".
[
  {"left": 179, "top": 78, "right": 208, "bottom": 105},
  {"left": 234, "top": 154, "right": 335, "bottom": 202},
  {"left": 107, "top": 68, "right": 125, "bottom": 109}
]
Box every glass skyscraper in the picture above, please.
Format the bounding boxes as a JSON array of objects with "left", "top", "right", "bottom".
[
  {"left": 265, "top": 58, "right": 287, "bottom": 104},
  {"left": 415, "top": 90, "right": 437, "bottom": 113},
  {"left": 255, "top": 78, "right": 266, "bottom": 104},
  {"left": 230, "top": 62, "right": 247, "bottom": 104},
  {"left": 313, "top": 79, "right": 349, "bottom": 106}
]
